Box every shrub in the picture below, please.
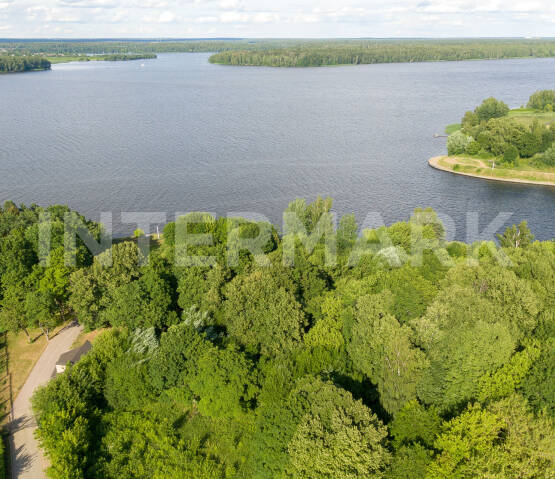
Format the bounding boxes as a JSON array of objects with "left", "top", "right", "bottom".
[
  {"left": 527, "top": 90, "right": 555, "bottom": 110},
  {"left": 502, "top": 145, "right": 519, "bottom": 164},
  {"left": 538, "top": 145, "right": 555, "bottom": 166},
  {"left": 465, "top": 140, "right": 481, "bottom": 156},
  {"left": 517, "top": 131, "right": 542, "bottom": 158},
  {"left": 447, "top": 131, "right": 473, "bottom": 155},
  {"left": 474, "top": 97, "right": 509, "bottom": 121}
]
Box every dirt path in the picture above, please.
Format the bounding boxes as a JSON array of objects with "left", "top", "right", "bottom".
[
  {"left": 9, "top": 322, "right": 83, "bottom": 479},
  {"left": 429, "top": 156, "right": 555, "bottom": 187}
]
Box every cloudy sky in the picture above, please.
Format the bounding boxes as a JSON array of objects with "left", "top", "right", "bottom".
[{"left": 0, "top": 0, "right": 553, "bottom": 38}]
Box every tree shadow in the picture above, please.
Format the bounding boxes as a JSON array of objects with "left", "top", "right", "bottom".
[{"left": 9, "top": 442, "right": 35, "bottom": 476}]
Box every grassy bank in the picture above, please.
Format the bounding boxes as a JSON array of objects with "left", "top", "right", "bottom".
[
  {"left": 46, "top": 53, "right": 156, "bottom": 64},
  {"left": 429, "top": 155, "right": 555, "bottom": 186}
]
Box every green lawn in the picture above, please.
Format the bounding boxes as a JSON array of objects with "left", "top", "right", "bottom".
[
  {"left": 445, "top": 123, "right": 461, "bottom": 134},
  {"left": 507, "top": 108, "right": 555, "bottom": 126},
  {"left": 436, "top": 155, "right": 555, "bottom": 184}
]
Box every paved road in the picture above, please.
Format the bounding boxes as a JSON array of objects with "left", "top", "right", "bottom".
[{"left": 9, "top": 322, "right": 83, "bottom": 479}]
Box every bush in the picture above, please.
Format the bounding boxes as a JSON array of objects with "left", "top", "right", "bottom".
[
  {"left": 474, "top": 97, "right": 509, "bottom": 121},
  {"left": 503, "top": 145, "right": 519, "bottom": 164},
  {"left": 538, "top": 145, "right": 555, "bottom": 166},
  {"left": 465, "top": 140, "right": 481, "bottom": 156},
  {"left": 517, "top": 131, "right": 542, "bottom": 158},
  {"left": 527, "top": 90, "right": 555, "bottom": 110},
  {"left": 447, "top": 131, "right": 473, "bottom": 155}
]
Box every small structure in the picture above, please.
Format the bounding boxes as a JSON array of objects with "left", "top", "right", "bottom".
[{"left": 55, "top": 341, "right": 92, "bottom": 375}]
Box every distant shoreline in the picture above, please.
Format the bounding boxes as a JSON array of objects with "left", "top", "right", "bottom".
[{"left": 428, "top": 156, "right": 555, "bottom": 187}]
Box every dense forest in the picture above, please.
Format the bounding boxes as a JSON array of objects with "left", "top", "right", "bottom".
[
  {"left": 0, "top": 198, "right": 553, "bottom": 478},
  {"left": 101, "top": 53, "right": 157, "bottom": 61},
  {"left": 208, "top": 39, "right": 555, "bottom": 67},
  {"left": 447, "top": 90, "right": 555, "bottom": 166},
  {"left": 2, "top": 39, "right": 555, "bottom": 68},
  {"left": 0, "top": 55, "right": 50, "bottom": 72}
]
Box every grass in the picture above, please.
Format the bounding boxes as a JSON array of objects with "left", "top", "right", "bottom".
[
  {"left": 0, "top": 323, "right": 68, "bottom": 425},
  {"left": 434, "top": 155, "right": 555, "bottom": 185},
  {"left": 445, "top": 123, "right": 461, "bottom": 134},
  {"left": 46, "top": 56, "right": 91, "bottom": 64},
  {"left": 507, "top": 108, "right": 555, "bottom": 127},
  {"left": 71, "top": 328, "right": 108, "bottom": 349}
]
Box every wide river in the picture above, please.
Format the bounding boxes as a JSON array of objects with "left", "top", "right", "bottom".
[{"left": 1, "top": 53, "right": 554, "bottom": 239}]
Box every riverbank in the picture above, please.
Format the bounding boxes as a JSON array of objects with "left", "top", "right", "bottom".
[
  {"left": 46, "top": 54, "right": 157, "bottom": 64},
  {"left": 429, "top": 156, "right": 555, "bottom": 187}
]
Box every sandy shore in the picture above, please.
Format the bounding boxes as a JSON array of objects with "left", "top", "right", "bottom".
[{"left": 428, "top": 156, "right": 555, "bottom": 187}]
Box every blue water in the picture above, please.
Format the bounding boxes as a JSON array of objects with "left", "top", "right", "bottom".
[{"left": 0, "top": 53, "right": 553, "bottom": 240}]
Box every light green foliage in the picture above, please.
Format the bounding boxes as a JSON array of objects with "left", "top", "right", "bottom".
[
  {"left": 147, "top": 322, "right": 211, "bottom": 393},
  {"left": 187, "top": 345, "right": 258, "bottom": 418},
  {"left": 427, "top": 404, "right": 505, "bottom": 478},
  {"left": 447, "top": 130, "right": 473, "bottom": 155},
  {"left": 428, "top": 397, "right": 555, "bottom": 478},
  {"left": 20, "top": 199, "right": 554, "bottom": 478},
  {"left": 477, "top": 344, "right": 541, "bottom": 403},
  {"left": 527, "top": 90, "right": 555, "bottom": 110},
  {"left": 99, "top": 411, "right": 222, "bottom": 479},
  {"left": 348, "top": 295, "right": 427, "bottom": 414},
  {"left": 474, "top": 97, "right": 510, "bottom": 121},
  {"left": 223, "top": 269, "right": 307, "bottom": 356},
  {"left": 102, "top": 268, "right": 176, "bottom": 329},
  {"left": 288, "top": 379, "right": 390, "bottom": 479}
]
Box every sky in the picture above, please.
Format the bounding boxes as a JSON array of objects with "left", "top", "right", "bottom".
[{"left": 0, "top": 0, "right": 553, "bottom": 39}]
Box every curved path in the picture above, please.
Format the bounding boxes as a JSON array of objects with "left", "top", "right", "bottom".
[
  {"left": 429, "top": 156, "right": 555, "bottom": 187},
  {"left": 9, "top": 322, "right": 83, "bottom": 479}
]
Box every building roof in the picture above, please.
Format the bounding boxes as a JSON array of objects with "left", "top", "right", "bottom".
[{"left": 56, "top": 341, "right": 92, "bottom": 366}]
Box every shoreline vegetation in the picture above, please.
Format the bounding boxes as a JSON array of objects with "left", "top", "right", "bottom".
[
  {"left": 46, "top": 53, "right": 157, "bottom": 64},
  {"left": 0, "top": 55, "right": 51, "bottom": 73},
  {"left": 0, "top": 53, "right": 156, "bottom": 72},
  {"left": 207, "top": 39, "right": 555, "bottom": 67},
  {"left": 0, "top": 39, "right": 554, "bottom": 71},
  {"left": 434, "top": 90, "right": 555, "bottom": 186}
]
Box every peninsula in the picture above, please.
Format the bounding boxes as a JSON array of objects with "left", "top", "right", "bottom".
[{"left": 430, "top": 90, "right": 555, "bottom": 187}]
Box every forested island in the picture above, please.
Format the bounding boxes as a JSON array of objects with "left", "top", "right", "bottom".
[
  {"left": 0, "top": 198, "right": 553, "bottom": 478},
  {"left": 208, "top": 39, "right": 555, "bottom": 67},
  {"left": 431, "top": 90, "right": 555, "bottom": 185},
  {"left": 0, "top": 55, "right": 51, "bottom": 72}
]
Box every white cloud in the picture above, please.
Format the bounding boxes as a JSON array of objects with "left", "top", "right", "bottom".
[
  {"left": 1, "top": 0, "right": 554, "bottom": 37},
  {"left": 158, "top": 10, "right": 175, "bottom": 22}
]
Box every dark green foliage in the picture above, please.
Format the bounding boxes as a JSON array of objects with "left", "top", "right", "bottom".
[
  {"left": 101, "top": 53, "right": 157, "bottom": 61},
  {"left": 0, "top": 55, "right": 50, "bottom": 72},
  {"left": 19, "top": 199, "right": 554, "bottom": 478},
  {"left": 209, "top": 39, "right": 555, "bottom": 67},
  {"left": 503, "top": 144, "right": 519, "bottom": 164},
  {"left": 527, "top": 90, "right": 555, "bottom": 110},
  {"left": 538, "top": 145, "right": 555, "bottom": 166},
  {"left": 222, "top": 269, "right": 307, "bottom": 356},
  {"left": 474, "top": 97, "right": 510, "bottom": 121},
  {"left": 456, "top": 96, "right": 553, "bottom": 161}
]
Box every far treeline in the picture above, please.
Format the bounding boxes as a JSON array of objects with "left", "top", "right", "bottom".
[
  {"left": 2, "top": 39, "right": 555, "bottom": 68},
  {"left": 208, "top": 39, "right": 555, "bottom": 67},
  {"left": 0, "top": 55, "right": 51, "bottom": 72}
]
